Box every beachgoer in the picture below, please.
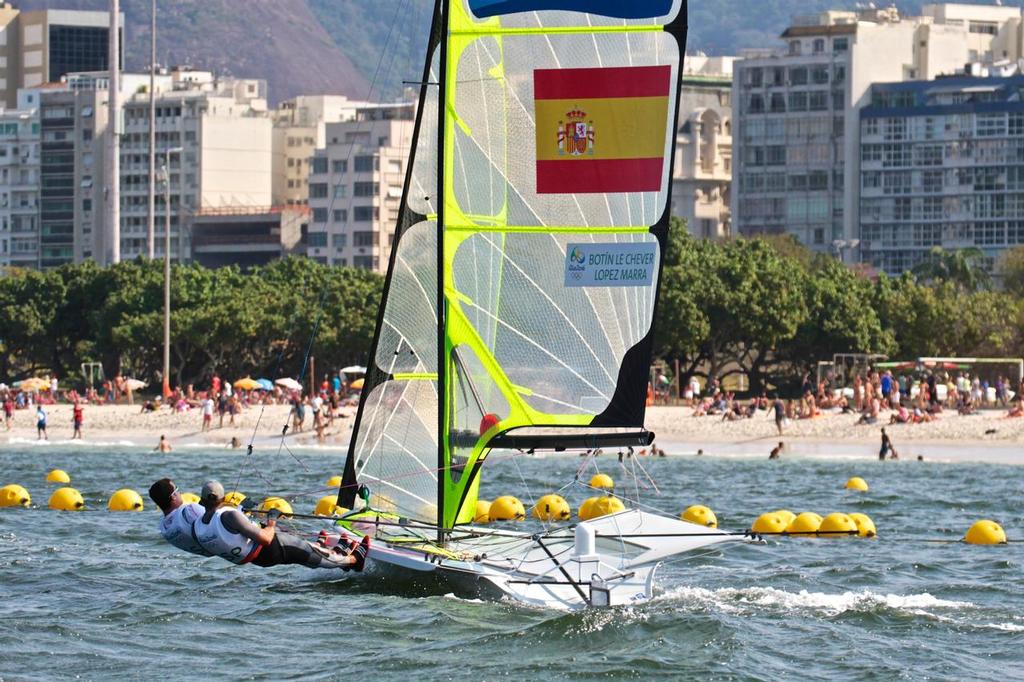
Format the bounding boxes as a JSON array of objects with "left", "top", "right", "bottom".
[
  {"left": 72, "top": 400, "right": 83, "bottom": 439},
  {"left": 190, "top": 480, "right": 368, "bottom": 570},
  {"left": 201, "top": 396, "right": 214, "bottom": 431},
  {"left": 769, "top": 442, "right": 783, "bottom": 460},
  {"left": 228, "top": 437, "right": 241, "bottom": 449},
  {"left": 148, "top": 478, "right": 210, "bottom": 556},
  {"left": 879, "top": 428, "right": 898, "bottom": 460},
  {"left": 771, "top": 395, "right": 785, "bottom": 435},
  {"left": 217, "top": 391, "right": 228, "bottom": 428},
  {"left": 35, "top": 404, "right": 47, "bottom": 440},
  {"left": 3, "top": 394, "right": 13, "bottom": 431},
  {"left": 155, "top": 435, "right": 173, "bottom": 453}
]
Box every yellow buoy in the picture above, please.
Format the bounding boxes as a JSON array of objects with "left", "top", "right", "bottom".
[
  {"left": 785, "top": 512, "right": 823, "bottom": 536},
  {"left": 579, "top": 495, "right": 625, "bottom": 521},
  {"left": 180, "top": 492, "right": 201, "bottom": 504},
  {"left": 0, "top": 484, "right": 31, "bottom": 508},
  {"left": 751, "top": 512, "right": 788, "bottom": 534},
  {"left": 819, "top": 512, "right": 858, "bottom": 538},
  {"left": 964, "top": 520, "right": 1007, "bottom": 545},
  {"left": 848, "top": 512, "right": 877, "bottom": 538},
  {"left": 224, "top": 491, "right": 246, "bottom": 508},
  {"left": 107, "top": 488, "right": 144, "bottom": 512},
  {"left": 46, "top": 469, "right": 71, "bottom": 484},
  {"left": 532, "top": 494, "right": 571, "bottom": 522},
  {"left": 774, "top": 509, "right": 796, "bottom": 527},
  {"left": 681, "top": 504, "right": 718, "bottom": 528},
  {"left": 259, "top": 497, "right": 294, "bottom": 517},
  {"left": 589, "top": 473, "right": 614, "bottom": 490},
  {"left": 474, "top": 500, "right": 491, "bottom": 524},
  {"left": 314, "top": 495, "right": 346, "bottom": 517},
  {"left": 325, "top": 475, "right": 342, "bottom": 487},
  {"left": 488, "top": 495, "right": 525, "bottom": 521},
  {"left": 48, "top": 487, "right": 84, "bottom": 511},
  {"left": 845, "top": 476, "right": 869, "bottom": 492}
]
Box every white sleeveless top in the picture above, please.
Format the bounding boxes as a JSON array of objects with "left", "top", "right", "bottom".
[
  {"left": 192, "top": 507, "right": 259, "bottom": 564},
  {"left": 158, "top": 503, "right": 210, "bottom": 556}
]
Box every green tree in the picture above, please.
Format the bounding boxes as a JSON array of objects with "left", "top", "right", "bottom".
[
  {"left": 912, "top": 246, "right": 990, "bottom": 292},
  {"left": 997, "top": 245, "right": 1024, "bottom": 295}
]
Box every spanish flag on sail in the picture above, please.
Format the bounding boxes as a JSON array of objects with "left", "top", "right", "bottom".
[{"left": 534, "top": 65, "right": 671, "bottom": 195}]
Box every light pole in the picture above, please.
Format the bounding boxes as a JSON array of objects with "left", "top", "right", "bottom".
[
  {"left": 161, "top": 146, "right": 183, "bottom": 397},
  {"left": 831, "top": 239, "right": 860, "bottom": 265},
  {"left": 147, "top": 0, "right": 156, "bottom": 259}
]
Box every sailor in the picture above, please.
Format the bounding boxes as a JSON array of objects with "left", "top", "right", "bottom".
[
  {"left": 190, "top": 480, "right": 369, "bottom": 571},
  {"left": 148, "top": 478, "right": 212, "bottom": 556}
]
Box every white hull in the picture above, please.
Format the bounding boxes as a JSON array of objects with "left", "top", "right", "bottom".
[{"left": 341, "top": 509, "right": 735, "bottom": 610}]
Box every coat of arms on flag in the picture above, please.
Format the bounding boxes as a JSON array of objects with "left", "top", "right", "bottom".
[{"left": 534, "top": 65, "right": 671, "bottom": 194}]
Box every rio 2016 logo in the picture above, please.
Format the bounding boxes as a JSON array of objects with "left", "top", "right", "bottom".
[{"left": 569, "top": 247, "right": 585, "bottom": 264}]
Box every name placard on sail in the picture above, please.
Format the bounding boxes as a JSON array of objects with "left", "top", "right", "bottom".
[
  {"left": 533, "top": 65, "right": 671, "bottom": 195},
  {"left": 564, "top": 242, "right": 658, "bottom": 287}
]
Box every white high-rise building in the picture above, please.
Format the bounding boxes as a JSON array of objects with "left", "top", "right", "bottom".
[
  {"left": 306, "top": 101, "right": 415, "bottom": 271},
  {"left": 0, "top": 93, "right": 40, "bottom": 270},
  {"left": 731, "top": 3, "right": 1024, "bottom": 259}
]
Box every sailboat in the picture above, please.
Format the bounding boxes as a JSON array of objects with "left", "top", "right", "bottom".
[{"left": 332, "top": 0, "right": 733, "bottom": 609}]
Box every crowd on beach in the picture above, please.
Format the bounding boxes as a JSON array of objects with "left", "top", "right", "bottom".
[
  {"left": 1, "top": 370, "right": 364, "bottom": 444},
  {"left": 683, "top": 368, "right": 1024, "bottom": 430}
]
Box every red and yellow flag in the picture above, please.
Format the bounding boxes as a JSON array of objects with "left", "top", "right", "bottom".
[{"left": 533, "top": 65, "right": 671, "bottom": 194}]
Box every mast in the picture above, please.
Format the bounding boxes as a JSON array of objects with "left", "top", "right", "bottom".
[
  {"left": 147, "top": 0, "right": 156, "bottom": 259},
  {"left": 435, "top": 0, "right": 450, "bottom": 546}
]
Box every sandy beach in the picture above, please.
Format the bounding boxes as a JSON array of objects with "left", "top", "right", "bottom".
[{"left": 4, "top": 402, "right": 1023, "bottom": 464}]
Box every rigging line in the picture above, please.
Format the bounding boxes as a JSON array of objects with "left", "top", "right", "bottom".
[{"left": 630, "top": 450, "right": 661, "bottom": 494}]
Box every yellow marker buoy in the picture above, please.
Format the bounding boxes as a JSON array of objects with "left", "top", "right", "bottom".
[
  {"left": 474, "top": 500, "right": 491, "bottom": 524},
  {"left": 681, "top": 504, "right": 718, "bottom": 528},
  {"left": 108, "top": 489, "right": 144, "bottom": 512},
  {"left": 314, "top": 495, "right": 346, "bottom": 517},
  {"left": 819, "top": 512, "right": 858, "bottom": 538},
  {"left": 751, "top": 512, "right": 788, "bottom": 534},
  {"left": 46, "top": 469, "right": 71, "bottom": 484},
  {"left": 845, "top": 476, "right": 869, "bottom": 492},
  {"left": 224, "top": 491, "right": 246, "bottom": 508},
  {"left": 259, "top": 497, "right": 293, "bottom": 517},
  {"left": 532, "top": 494, "right": 571, "bottom": 522},
  {"left": 785, "top": 512, "right": 823, "bottom": 536},
  {"left": 774, "top": 509, "right": 796, "bottom": 527},
  {"left": 0, "top": 484, "right": 31, "bottom": 508},
  {"left": 848, "top": 512, "right": 877, "bottom": 538},
  {"left": 48, "top": 487, "right": 84, "bottom": 511},
  {"left": 180, "top": 492, "right": 201, "bottom": 504},
  {"left": 964, "top": 520, "right": 1007, "bottom": 545},
  {"left": 489, "top": 495, "right": 525, "bottom": 521},
  {"left": 589, "top": 473, "right": 614, "bottom": 490},
  {"left": 579, "top": 496, "right": 625, "bottom": 521},
  {"left": 325, "top": 475, "right": 342, "bottom": 488}
]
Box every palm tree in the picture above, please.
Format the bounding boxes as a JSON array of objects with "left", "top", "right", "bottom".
[{"left": 912, "top": 246, "right": 990, "bottom": 292}]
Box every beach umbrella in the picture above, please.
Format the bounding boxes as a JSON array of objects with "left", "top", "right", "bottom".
[
  {"left": 234, "top": 377, "right": 260, "bottom": 391},
  {"left": 275, "top": 377, "right": 303, "bottom": 391},
  {"left": 340, "top": 365, "right": 367, "bottom": 375},
  {"left": 124, "top": 378, "right": 148, "bottom": 391},
  {"left": 17, "top": 377, "right": 48, "bottom": 391},
  {"left": 350, "top": 378, "right": 365, "bottom": 390},
  {"left": 256, "top": 378, "right": 274, "bottom": 391}
]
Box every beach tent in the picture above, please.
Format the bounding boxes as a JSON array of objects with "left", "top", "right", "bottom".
[
  {"left": 234, "top": 377, "right": 260, "bottom": 391},
  {"left": 275, "top": 377, "right": 302, "bottom": 391}
]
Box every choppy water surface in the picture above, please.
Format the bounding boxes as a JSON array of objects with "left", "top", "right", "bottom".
[{"left": 1, "top": 444, "right": 1023, "bottom": 680}]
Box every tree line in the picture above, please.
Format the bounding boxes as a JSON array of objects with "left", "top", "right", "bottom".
[
  {"left": 0, "top": 257, "right": 383, "bottom": 388},
  {"left": 655, "top": 219, "right": 1024, "bottom": 394},
  {"left": 2, "top": 222, "right": 1022, "bottom": 395}
]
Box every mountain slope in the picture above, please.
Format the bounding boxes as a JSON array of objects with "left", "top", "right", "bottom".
[{"left": 17, "top": 0, "right": 369, "bottom": 104}]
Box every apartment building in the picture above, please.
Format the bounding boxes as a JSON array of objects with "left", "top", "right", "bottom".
[
  {"left": 306, "top": 102, "right": 414, "bottom": 271},
  {"left": 859, "top": 75, "right": 1024, "bottom": 275},
  {"left": 0, "top": 5, "right": 122, "bottom": 109},
  {"left": 672, "top": 55, "right": 734, "bottom": 239},
  {"left": 732, "top": 3, "right": 1024, "bottom": 260},
  {"left": 0, "top": 93, "right": 39, "bottom": 269},
  {"left": 271, "top": 95, "right": 367, "bottom": 207}
]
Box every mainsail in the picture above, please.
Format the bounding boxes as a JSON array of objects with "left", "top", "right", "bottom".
[{"left": 340, "top": 0, "right": 686, "bottom": 533}]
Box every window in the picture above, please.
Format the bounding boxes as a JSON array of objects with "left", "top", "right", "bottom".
[
  {"left": 311, "top": 157, "right": 327, "bottom": 174},
  {"left": 833, "top": 65, "right": 846, "bottom": 84},
  {"left": 809, "top": 92, "right": 828, "bottom": 111},
  {"left": 309, "top": 183, "right": 328, "bottom": 199},
  {"left": 354, "top": 231, "right": 378, "bottom": 247},
  {"left": 307, "top": 231, "right": 328, "bottom": 247},
  {"left": 788, "top": 92, "right": 807, "bottom": 112},
  {"left": 832, "top": 92, "right": 845, "bottom": 110},
  {"left": 353, "top": 181, "right": 378, "bottom": 197},
  {"left": 354, "top": 155, "right": 378, "bottom": 172},
  {"left": 748, "top": 68, "right": 763, "bottom": 87},
  {"left": 82, "top": 128, "right": 92, "bottom": 142},
  {"left": 789, "top": 67, "right": 807, "bottom": 85},
  {"left": 788, "top": 40, "right": 802, "bottom": 56},
  {"left": 864, "top": 119, "right": 879, "bottom": 136},
  {"left": 977, "top": 113, "right": 1006, "bottom": 137},
  {"left": 811, "top": 66, "right": 829, "bottom": 84},
  {"left": 766, "top": 146, "right": 786, "bottom": 166},
  {"left": 969, "top": 21, "right": 998, "bottom": 35},
  {"left": 332, "top": 159, "right": 347, "bottom": 173},
  {"left": 334, "top": 184, "right": 347, "bottom": 198},
  {"left": 769, "top": 93, "right": 786, "bottom": 113},
  {"left": 353, "top": 206, "right": 378, "bottom": 222},
  {"left": 748, "top": 94, "right": 764, "bottom": 114},
  {"left": 833, "top": 37, "right": 849, "bottom": 53},
  {"left": 332, "top": 233, "right": 347, "bottom": 248},
  {"left": 82, "top": 198, "right": 92, "bottom": 212},
  {"left": 813, "top": 39, "right": 825, "bottom": 54},
  {"left": 312, "top": 208, "right": 328, "bottom": 223}
]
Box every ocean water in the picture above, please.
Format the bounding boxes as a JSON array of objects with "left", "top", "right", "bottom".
[{"left": 1, "top": 443, "right": 1023, "bottom": 680}]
